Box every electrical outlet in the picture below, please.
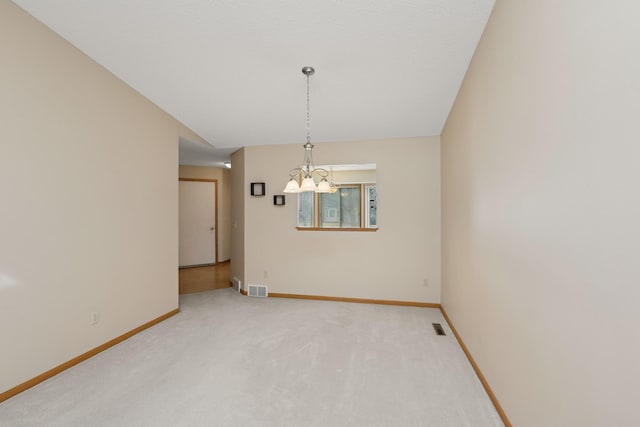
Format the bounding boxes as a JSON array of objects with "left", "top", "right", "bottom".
[
  {"left": 423, "top": 278, "right": 429, "bottom": 287},
  {"left": 90, "top": 312, "right": 100, "bottom": 325},
  {"left": 263, "top": 271, "right": 268, "bottom": 279}
]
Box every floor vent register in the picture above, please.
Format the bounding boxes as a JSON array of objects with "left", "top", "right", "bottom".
[
  {"left": 432, "top": 323, "right": 446, "bottom": 336},
  {"left": 232, "top": 277, "right": 241, "bottom": 292},
  {"left": 248, "top": 284, "right": 268, "bottom": 298}
]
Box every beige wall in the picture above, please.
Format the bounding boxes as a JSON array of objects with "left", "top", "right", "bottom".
[
  {"left": 230, "top": 148, "right": 245, "bottom": 287},
  {"left": 441, "top": 1, "right": 640, "bottom": 425},
  {"left": 178, "top": 166, "right": 231, "bottom": 262},
  {"left": 0, "top": 1, "right": 205, "bottom": 394},
  {"left": 237, "top": 137, "right": 440, "bottom": 301},
  {"left": 330, "top": 169, "right": 377, "bottom": 184}
]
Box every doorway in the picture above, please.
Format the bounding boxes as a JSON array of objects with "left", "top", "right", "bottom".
[
  {"left": 179, "top": 179, "right": 218, "bottom": 267},
  {"left": 178, "top": 262, "right": 230, "bottom": 294}
]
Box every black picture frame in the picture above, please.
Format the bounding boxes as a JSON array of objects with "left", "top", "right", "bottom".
[
  {"left": 250, "top": 182, "right": 266, "bottom": 196},
  {"left": 273, "top": 195, "right": 285, "bottom": 206}
]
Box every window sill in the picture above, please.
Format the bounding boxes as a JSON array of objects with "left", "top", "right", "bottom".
[{"left": 296, "top": 227, "right": 378, "bottom": 232}]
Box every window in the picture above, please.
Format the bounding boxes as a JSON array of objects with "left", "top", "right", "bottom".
[
  {"left": 365, "top": 185, "right": 377, "bottom": 228},
  {"left": 295, "top": 163, "right": 377, "bottom": 231},
  {"left": 320, "top": 186, "right": 360, "bottom": 228},
  {"left": 297, "top": 184, "right": 377, "bottom": 230},
  {"left": 298, "top": 191, "right": 314, "bottom": 227}
]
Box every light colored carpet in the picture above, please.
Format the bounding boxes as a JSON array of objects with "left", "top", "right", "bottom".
[{"left": 0, "top": 289, "right": 503, "bottom": 426}]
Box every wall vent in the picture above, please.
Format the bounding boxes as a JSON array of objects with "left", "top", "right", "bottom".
[
  {"left": 432, "top": 323, "right": 446, "bottom": 336},
  {"left": 247, "top": 284, "right": 268, "bottom": 298},
  {"left": 232, "top": 277, "right": 241, "bottom": 292}
]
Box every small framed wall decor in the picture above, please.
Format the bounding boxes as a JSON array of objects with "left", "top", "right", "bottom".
[
  {"left": 250, "top": 182, "right": 266, "bottom": 196},
  {"left": 273, "top": 195, "right": 285, "bottom": 206}
]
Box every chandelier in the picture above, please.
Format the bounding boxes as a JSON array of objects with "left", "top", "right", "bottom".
[{"left": 283, "top": 66, "right": 336, "bottom": 193}]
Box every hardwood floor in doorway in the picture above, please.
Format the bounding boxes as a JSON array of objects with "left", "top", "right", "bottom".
[{"left": 179, "top": 261, "right": 230, "bottom": 294}]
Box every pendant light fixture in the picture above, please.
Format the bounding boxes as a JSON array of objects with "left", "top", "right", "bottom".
[{"left": 283, "top": 66, "right": 334, "bottom": 194}]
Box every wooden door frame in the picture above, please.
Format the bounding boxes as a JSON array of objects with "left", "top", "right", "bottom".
[{"left": 179, "top": 178, "right": 219, "bottom": 264}]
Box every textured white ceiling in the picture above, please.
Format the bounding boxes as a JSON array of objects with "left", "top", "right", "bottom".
[{"left": 13, "top": 0, "right": 494, "bottom": 165}]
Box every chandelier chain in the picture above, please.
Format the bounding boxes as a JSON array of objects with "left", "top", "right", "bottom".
[{"left": 306, "top": 73, "right": 311, "bottom": 144}]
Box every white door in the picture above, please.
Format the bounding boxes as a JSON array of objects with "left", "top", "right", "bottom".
[{"left": 179, "top": 180, "right": 216, "bottom": 267}]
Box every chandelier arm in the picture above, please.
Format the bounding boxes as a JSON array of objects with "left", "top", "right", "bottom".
[
  {"left": 311, "top": 168, "right": 329, "bottom": 178},
  {"left": 287, "top": 167, "right": 303, "bottom": 179}
]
